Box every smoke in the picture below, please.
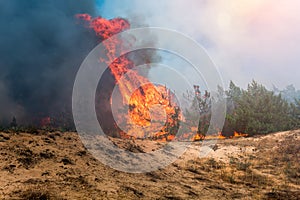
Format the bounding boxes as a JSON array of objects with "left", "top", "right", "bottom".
[
  {"left": 99, "top": 0, "right": 300, "bottom": 89},
  {"left": 0, "top": 0, "right": 98, "bottom": 125}
]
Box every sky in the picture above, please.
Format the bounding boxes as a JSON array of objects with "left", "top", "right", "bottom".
[{"left": 97, "top": 0, "right": 300, "bottom": 89}]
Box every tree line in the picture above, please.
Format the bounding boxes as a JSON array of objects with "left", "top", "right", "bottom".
[
  {"left": 2, "top": 80, "right": 300, "bottom": 138},
  {"left": 186, "top": 80, "right": 300, "bottom": 137}
]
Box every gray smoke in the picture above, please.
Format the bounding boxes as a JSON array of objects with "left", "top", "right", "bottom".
[{"left": 0, "top": 0, "right": 98, "bottom": 126}]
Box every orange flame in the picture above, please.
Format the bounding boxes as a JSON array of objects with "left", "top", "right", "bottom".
[
  {"left": 77, "top": 14, "right": 180, "bottom": 139},
  {"left": 218, "top": 132, "right": 226, "bottom": 139},
  {"left": 190, "top": 131, "right": 248, "bottom": 141},
  {"left": 232, "top": 131, "right": 248, "bottom": 138}
]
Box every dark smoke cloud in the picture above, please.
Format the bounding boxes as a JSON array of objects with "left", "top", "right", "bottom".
[{"left": 0, "top": 0, "right": 98, "bottom": 126}]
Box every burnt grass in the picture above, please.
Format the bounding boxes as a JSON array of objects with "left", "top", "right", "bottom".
[{"left": 0, "top": 130, "right": 299, "bottom": 199}]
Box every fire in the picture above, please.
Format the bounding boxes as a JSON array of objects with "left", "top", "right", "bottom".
[
  {"left": 193, "top": 133, "right": 205, "bottom": 141},
  {"left": 128, "top": 84, "right": 177, "bottom": 127},
  {"left": 76, "top": 14, "right": 180, "bottom": 139},
  {"left": 232, "top": 131, "right": 248, "bottom": 138},
  {"left": 218, "top": 132, "right": 226, "bottom": 139},
  {"left": 76, "top": 14, "right": 249, "bottom": 142},
  {"left": 76, "top": 14, "right": 130, "bottom": 40},
  {"left": 191, "top": 131, "right": 247, "bottom": 141}
]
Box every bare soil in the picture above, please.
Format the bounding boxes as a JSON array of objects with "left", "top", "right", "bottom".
[{"left": 0, "top": 130, "right": 299, "bottom": 199}]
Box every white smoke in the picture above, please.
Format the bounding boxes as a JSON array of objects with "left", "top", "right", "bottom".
[{"left": 99, "top": 0, "right": 300, "bottom": 88}]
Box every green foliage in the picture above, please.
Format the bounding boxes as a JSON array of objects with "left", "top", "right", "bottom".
[
  {"left": 290, "top": 99, "right": 300, "bottom": 128},
  {"left": 226, "top": 80, "right": 242, "bottom": 105},
  {"left": 225, "top": 80, "right": 297, "bottom": 136},
  {"left": 180, "top": 80, "right": 299, "bottom": 137}
]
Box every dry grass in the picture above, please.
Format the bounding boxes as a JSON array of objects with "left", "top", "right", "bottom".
[{"left": 0, "top": 130, "right": 299, "bottom": 199}]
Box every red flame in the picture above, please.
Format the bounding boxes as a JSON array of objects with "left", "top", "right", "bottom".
[{"left": 76, "top": 14, "right": 130, "bottom": 40}]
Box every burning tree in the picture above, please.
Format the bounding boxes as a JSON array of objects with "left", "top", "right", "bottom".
[{"left": 76, "top": 14, "right": 181, "bottom": 139}]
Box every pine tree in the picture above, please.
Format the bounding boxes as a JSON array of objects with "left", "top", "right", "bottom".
[
  {"left": 290, "top": 99, "right": 300, "bottom": 128},
  {"left": 228, "top": 81, "right": 293, "bottom": 135}
]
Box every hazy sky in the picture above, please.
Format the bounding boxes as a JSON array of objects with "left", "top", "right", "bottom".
[{"left": 98, "top": 0, "right": 300, "bottom": 89}]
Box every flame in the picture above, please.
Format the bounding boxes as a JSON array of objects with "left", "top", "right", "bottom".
[
  {"left": 232, "top": 131, "right": 248, "bottom": 138},
  {"left": 193, "top": 133, "right": 205, "bottom": 141},
  {"left": 77, "top": 14, "right": 180, "bottom": 139},
  {"left": 167, "top": 134, "right": 175, "bottom": 141},
  {"left": 191, "top": 131, "right": 247, "bottom": 141},
  {"left": 218, "top": 132, "right": 226, "bottom": 139}
]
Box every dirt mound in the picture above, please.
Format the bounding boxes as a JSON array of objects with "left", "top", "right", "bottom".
[{"left": 0, "top": 130, "right": 299, "bottom": 199}]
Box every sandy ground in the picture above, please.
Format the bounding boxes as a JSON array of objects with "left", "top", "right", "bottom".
[{"left": 0, "top": 130, "right": 299, "bottom": 199}]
